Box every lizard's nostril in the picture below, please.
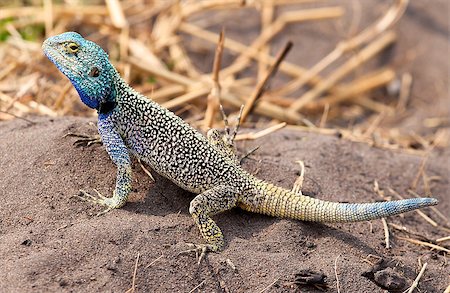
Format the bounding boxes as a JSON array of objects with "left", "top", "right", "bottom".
[{"left": 42, "top": 38, "right": 53, "bottom": 52}]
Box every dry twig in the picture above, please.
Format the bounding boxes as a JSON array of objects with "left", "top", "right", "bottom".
[
  {"left": 334, "top": 255, "right": 341, "bottom": 293},
  {"left": 436, "top": 236, "right": 450, "bottom": 243},
  {"left": 125, "top": 252, "right": 140, "bottom": 293},
  {"left": 188, "top": 280, "right": 205, "bottom": 293},
  {"left": 278, "top": 0, "right": 409, "bottom": 96},
  {"left": 203, "top": 28, "right": 225, "bottom": 129},
  {"left": 241, "top": 41, "right": 293, "bottom": 122},
  {"left": 258, "top": 277, "right": 280, "bottom": 293},
  {"left": 398, "top": 237, "right": 450, "bottom": 253},
  {"left": 145, "top": 254, "right": 164, "bottom": 269},
  {"left": 292, "top": 160, "right": 305, "bottom": 195},
  {"left": 235, "top": 122, "right": 286, "bottom": 141},
  {"left": 406, "top": 262, "right": 427, "bottom": 293},
  {"left": 289, "top": 31, "right": 396, "bottom": 112}
]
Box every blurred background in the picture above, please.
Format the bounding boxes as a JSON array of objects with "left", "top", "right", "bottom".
[{"left": 0, "top": 0, "right": 448, "bottom": 154}]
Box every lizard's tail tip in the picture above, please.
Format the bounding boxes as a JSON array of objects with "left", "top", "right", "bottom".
[
  {"left": 423, "top": 197, "right": 439, "bottom": 206},
  {"left": 333, "top": 197, "right": 440, "bottom": 222},
  {"left": 403, "top": 197, "right": 439, "bottom": 208}
]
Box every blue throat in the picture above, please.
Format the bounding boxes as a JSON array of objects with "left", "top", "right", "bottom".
[
  {"left": 73, "top": 82, "right": 100, "bottom": 109},
  {"left": 72, "top": 74, "right": 118, "bottom": 116}
]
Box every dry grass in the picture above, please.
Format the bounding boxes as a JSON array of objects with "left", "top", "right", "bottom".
[{"left": 0, "top": 0, "right": 448, "bottom": 154}]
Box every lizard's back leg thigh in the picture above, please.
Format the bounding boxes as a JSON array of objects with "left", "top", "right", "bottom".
[{"left": 189, "top": 185, "right": 239, "bottom": 252}]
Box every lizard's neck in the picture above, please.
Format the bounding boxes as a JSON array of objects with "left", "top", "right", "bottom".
[
  {"left": 97, "top": 70, "right": 132, "bottom": 118},
  {"left": 112, "top": 71, "right": 142, "bottom": 102}
]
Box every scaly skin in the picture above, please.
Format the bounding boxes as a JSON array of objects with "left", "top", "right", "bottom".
[{"left": 42, "top": 32, "right": 439, "bottom": 255}]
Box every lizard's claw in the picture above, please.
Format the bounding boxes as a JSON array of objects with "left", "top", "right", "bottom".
[
  {"left": 77, "top": 189, "right": 117, "bottom": 216},
  {"left": 64, "top": 132, "right": 102, "bottom": 147},
  {"left": 178, "top": 243, "right": 215, "bottom": 265},
  {"left": 79, "top": 189, "right": 108, "bottom": 202}
]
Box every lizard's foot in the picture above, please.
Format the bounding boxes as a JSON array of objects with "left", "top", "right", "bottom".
[
  {"left": 64, "top": 132, "right": 102, "bottom": 147},
  {"left": 77, "top": 189, "right": 122, "bottom": 216},
  {"left": 178, "top": 243, "right": 218, "bottom": 265},
  {"left": 184, "top": 186, "right": 236, "bottom": 264}
]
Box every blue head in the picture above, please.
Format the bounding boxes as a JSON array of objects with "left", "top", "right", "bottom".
[{"left": 42, "top": 32, "right": 116, "bottom": 110}]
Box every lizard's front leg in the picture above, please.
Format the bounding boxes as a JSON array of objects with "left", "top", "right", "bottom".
[
  {"left": 185, "top": 185, "right": 239, "bottom": 263},
  {"left": 78, "top": 116, "right": 132, "bottom": 215}
]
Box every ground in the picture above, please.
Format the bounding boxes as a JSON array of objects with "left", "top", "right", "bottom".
[
  {"left": 0, "top": 1, "right": 448, "bottom": 292},
  {"left": 0, "top": 116, "right": 448, "bottom": 292}
]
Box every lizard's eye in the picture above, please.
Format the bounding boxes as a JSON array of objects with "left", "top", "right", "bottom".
[
  {"left": 89, "top": 66, "right": 100, "bottom": 77},
  {"left": 67, "top": 42, "right": 79, "bottom": 53}
]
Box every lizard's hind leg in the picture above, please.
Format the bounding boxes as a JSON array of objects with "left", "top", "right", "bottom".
[
  {"left": 219, "top": 104, "right": 243, "bottom": 147},
  {"left": 184, "top": 185, "right": 239, "bottom": 264},
  {"left": 207, "top": 128, "right": 238, "bottom": 162}
]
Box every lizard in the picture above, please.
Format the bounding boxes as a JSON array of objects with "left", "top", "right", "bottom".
[{"left": 42, "top": 32, "right": 439, "bottom": 260}]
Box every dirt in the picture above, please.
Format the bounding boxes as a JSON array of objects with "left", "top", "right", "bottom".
[
  {"left": 0, "top": 116, "right": 448, "bottom": 292},
  {"left": 1, "top": 2, "right": 449, "bottom": 291}
]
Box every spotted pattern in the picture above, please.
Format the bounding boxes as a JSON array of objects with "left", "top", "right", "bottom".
[{"left": 43, "top": 32, "right": 439, "bottom": 253}]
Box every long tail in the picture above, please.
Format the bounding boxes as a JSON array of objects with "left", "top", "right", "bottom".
[{"left": 238, "top": 181, "right": 438, "bottom": 222}]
